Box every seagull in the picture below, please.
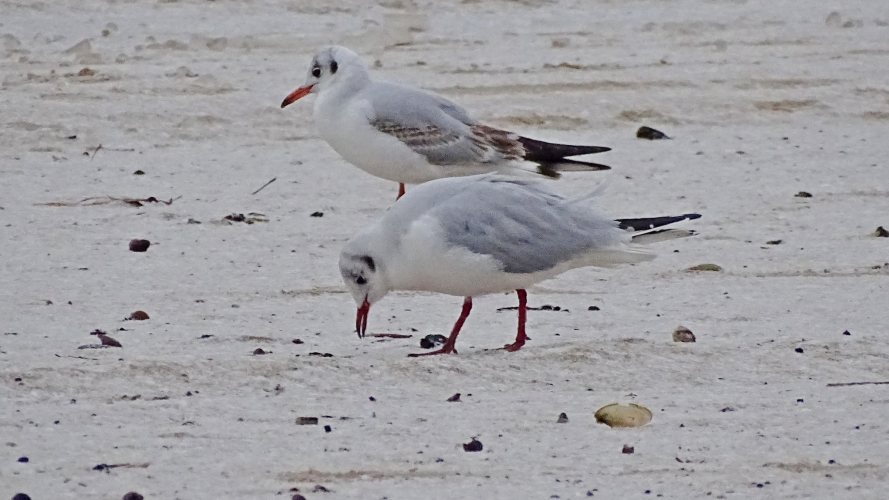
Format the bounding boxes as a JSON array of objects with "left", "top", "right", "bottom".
[
  {"left": 338, "top": 174, "right": 700, "bottom": 356},
  {"left": 281, "top": 46, "right": 612, "bottom": 199}
]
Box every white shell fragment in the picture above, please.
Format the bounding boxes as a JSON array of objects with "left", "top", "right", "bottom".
[{"left": 594, "top": 403, "right": 653, "bottom": 428}]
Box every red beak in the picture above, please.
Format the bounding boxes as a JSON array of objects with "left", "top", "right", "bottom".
[
  {"left": 280, "top": 85, "right": 314, "bottom": 108},
  {"left": 356, "top": 296, "right": 370, "bottom": 338}
]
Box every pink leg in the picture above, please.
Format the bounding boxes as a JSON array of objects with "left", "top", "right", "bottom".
[
  {"left": 408, "top": 297, "right": 472, "bottom": 357},
  {"left": 504, "top": 289, "right": 529, "bottom": 352},
  {"left": 396, "top": 183, "right": 406, "bottom": 200}
]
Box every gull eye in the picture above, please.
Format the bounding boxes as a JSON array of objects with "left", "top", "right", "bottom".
[
  {"left": 311, "top": 65, "right": 321, "bottom": 78},
  {"left": 356, "top": 276, "right": 367, "bottom": 285},
  {"left": 330, "top": 61, "right": 338, "bottom": 74}
]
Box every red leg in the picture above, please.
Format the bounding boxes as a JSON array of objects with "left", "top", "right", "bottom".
[
  {"left": 396, "top": 183, "right": 406, "bottom": 200},
  {"left": 504, "top": 289, "right": 529, "bottom": 352},
  {"left": 409, "top": 297, "right": 472, "bottom": 357}
]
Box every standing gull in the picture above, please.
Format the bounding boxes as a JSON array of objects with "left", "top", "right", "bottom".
[
  {"left": 339, "top": 174, "right": 700, "bottom": 356},
  {"left": 281, "top": 46, "right": 612, "bottom": 199}
]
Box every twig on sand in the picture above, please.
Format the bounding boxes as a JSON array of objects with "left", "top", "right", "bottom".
[
  {"left": 827, "top": 381, "right": 889, "bottom": 387},
  {"left": 38, "top": 195, "right": 181, "bottom": 207},
  {"left": 252, "top": 177, "right": 277, "bottom": 195},
  {"left": 90, "top": 144, "right": 103, "bottom": 161}
]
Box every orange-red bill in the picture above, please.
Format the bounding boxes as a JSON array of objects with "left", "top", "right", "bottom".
[
  {"left": 280, "top": 84, "right": 314, "bottom": 108},
  {"left": 356, "top": 296, "right": 370, "bottom": 338}
]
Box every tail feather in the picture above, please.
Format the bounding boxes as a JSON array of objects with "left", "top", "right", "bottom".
[
  {"left": 616, "top": 213, "right": 701, "bottom": 232},
  {"left": 518, "top": 136, "right": 611, "bottom": 162}
]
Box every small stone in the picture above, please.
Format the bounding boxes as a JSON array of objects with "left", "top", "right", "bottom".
[
  {"left": 128, "top": 310, "right": 149, "bottom": 321},
  {"left": 622, "top": 445, "right": 634, "bottom": 454},
  {"left": 134, "top": 170, "right": 145, "bottom": 175},
  {"left": 843, "top": 330, "right": 851, "bottom": 336},
  {"left": 447, "top": 393, "right": 461, "bottom": 402},
  {"left": 292, "top": 338, "right": 304, "bottom": 344},
  {"left": 253, "top": 348, "right": 267, "bottom": 355},
  {"left": 122, "top": 493, "right": 144, "bottom": 500},
  {"left": 636, "top": 126, "right": 670, "bottom": 140},
  {"left": 557, "top": 412, "right": 569, "bottom": 423},
  {"left": 310, "top": 211, "right": 324, "bottom": 217},
  {"left": 795, "top": 347, "right": 804, "bottom": 353},
  {"left": 17, "top": 456, "right": 29, "bottom": 463},
  {"left": 324, "top": 425, "right": 332, "bottom": 433},
  {"left": 99, "top": 335, "right": 122, "bottom": 347},
  {"left": 794, "top": 191, "right": 813, "bottom": 198},
  {"left": 128, "top": 239, "right": 150, "bottom": 252},
  {"left": 12, "top": 495, "right": 32, "bottom": 500},
  {"left": 595, "top": 403, "right": 653, "bottom": 428},
  {"left": 463, "top": 438, "right": 483, "bottom": 452},
  {"left": 873, "top": 226, "right": 889, "bottom": 237},
  {"left": 672, "top": 326, "right": 696, "bottom": 343},
  {"left": 77, "top": 67, "right": 95, "bottom": 77},
  {"left": 295, "top": 417, "right": 319, "bottom": 425},
  {"left": 588, "top": 305, "right": 600, "bottom": 311},
  {"left": 766, "top": 239, "right": 783, "bottom": 245},
  {"left": 686, "top": 263, "right": 722, "bottom": 272},
  {"left": 292, "top": 495, "right": 307, "bottom": 500}
]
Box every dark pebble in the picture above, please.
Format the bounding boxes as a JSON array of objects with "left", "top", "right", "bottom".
[
  {"left": 17, "top": 457, "right": 29, "bottom": 463},
  {"left": 99, "top": 335, "right": 122, "bottom": 347},
  {"left": 447, "top": 393, "right": 461, "bottom": 402},
  {"left": 843, "top": 330, "right": 851, "bottom": 336},
  {"left": 795, "top": 347, "right": 804, "bottom": 353},
  {"left": 463, "top": 438, "right": 483, "bottom": 452},
  {"left": 622, "top": 445, "right": 634, "bottom": 454},
  {"left": 295, "top": 417, "right": 318, "bottom": 425},
  {"left": 557, "top": 412, "right": 569, "bottom": 423},
  {"left": 122, "top": 493, "right": 144, "bottom": 500},
  {"left": 636, "top": 126, "right": 670, "bottom": 140},
  {"left": 588, "top": 306, "right": 600, "bottom": 311},
  {"left": 12, "top": 495, "right": 32, "bottom": 500},
  {"left": 133, "top": 170, "right": 145, "bottom": 175},
  {"left": 324, "top": 425, "right": 332, "bottom": 433},
  {"left": 128, "top": 239, "right": 150, "bottom": 252},
  {"left": 292, "top": 495, "right": 307, "bottom": 500},
  {"left": 310, "top": 211, "right": 324, "bottom": 217},
  {"left": 874, "top": 226, "right": 889, "bottom": 237},
  {"left": 128, "top": 310, "right": 150, "bottom": 320},
  {"left": 794, "top": 191, "right": 812, "bottom": 198},
  {"left": 292, "top": 338, "right": 304, "bottom": 344},
  {"left": 253, "top": 348, "right": 267, "bottom": 355}
]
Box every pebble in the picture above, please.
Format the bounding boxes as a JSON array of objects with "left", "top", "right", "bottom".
[
  {"left": 122, "top": 493, "right": 144, "bottom": 500},
  {"left": 595, "top": 403, "right": 653, "bottom": 428},
  {"left": 794, "top": 191, "right": 812, "bottom": 198},
  {"left": 622, "top": 445, "right": 635, "bottom": 454},
  {"left": 292, "top": 495, "right": 307, "bottom": 500},
  {"left": 296, "top": 417, "right": 319, "bottom": 425},
  {"left": 636, "top": 126, "right": 670, "bottom": 140},
  {"left": 463, "top": 438, "right": 483, "bottom": 452},
  {"left": 873, "top": 226, "right": 888, "bottom": 237},
  {"left": 128, "top": 239, "right": 151, "bottom": 252},
  {"left": 672, "top": 326, "right": 696, "bottom": 343},
  {"left": 557, "top": 412, "right": 569, "bottom": 423},
  {"left": 12, "top": 495, "right": 32, "bottom": 500},
  {"left": 128, "top": 310, "right": 150, "bottom": 320},
  {"left": 17, "top": 456, "right": 28, "bottom": 463},
  {"left": 447, "top": 393, "right": 461, "bottom": 402},
  {"left": 99, "top": 334, "right": 122, "bottom": 347}
]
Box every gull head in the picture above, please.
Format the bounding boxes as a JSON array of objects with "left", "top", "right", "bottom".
[
  {"left": 339, "top": 249, "right": 389, "bottom": 338},
  {"left": 281, "top": 46, "right": 366, "bottom": 108}
]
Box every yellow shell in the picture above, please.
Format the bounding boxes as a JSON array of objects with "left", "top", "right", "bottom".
[{"left": 594, "top": 403, "right": 652, "bottom": 428}]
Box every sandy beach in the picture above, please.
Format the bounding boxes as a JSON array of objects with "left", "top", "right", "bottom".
[{"left": 2, "top": 0, "right": 889, "bottom": 498}]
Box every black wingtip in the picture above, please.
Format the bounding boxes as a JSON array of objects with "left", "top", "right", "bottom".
[
  {"left": 615, "top": 213, "right": 702, "bottom": 232},
  {"left": 518, "top": 136, "right": 611, "bottom": 162}
]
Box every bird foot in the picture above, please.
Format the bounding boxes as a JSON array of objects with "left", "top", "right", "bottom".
[
  {"left": 408, "top": 346, "right": 457, "bottom": 357},
  {"left": 502, "top": 340, "right": 525, "bottom": 352}
]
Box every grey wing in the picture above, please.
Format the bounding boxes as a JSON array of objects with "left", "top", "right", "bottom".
[
  {"left": 366, "top": 82, "right": 522, "bottom": 166},
  {"left": 430, "top": 177, "right": 631, "bottom": 274}
]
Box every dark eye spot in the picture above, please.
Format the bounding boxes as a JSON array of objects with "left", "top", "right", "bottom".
[
  {"left": 330, "top": 61, "right": 338, "bottom": 74},
  {"left": 356, "top": 276, "right": 367, "bottom": 285},
  {"left": 311, "top": 65, "right": 321, "bottom": 78}
]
